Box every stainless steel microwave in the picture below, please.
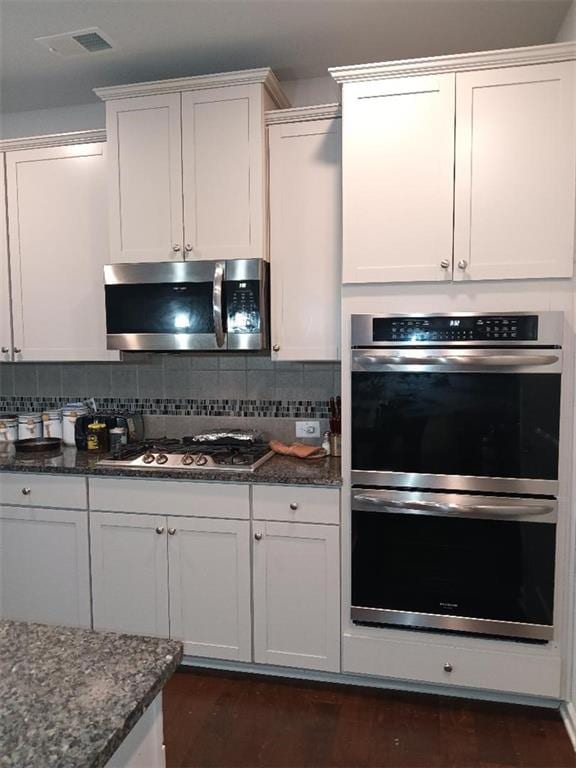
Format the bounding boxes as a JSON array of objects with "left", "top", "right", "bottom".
[{"left": 104, "top": 259, "right": 269, "bottom": 352}]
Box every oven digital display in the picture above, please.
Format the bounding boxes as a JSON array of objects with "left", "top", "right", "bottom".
[{"left": 372, "top": 315, "right": 538, "bottom": 342}]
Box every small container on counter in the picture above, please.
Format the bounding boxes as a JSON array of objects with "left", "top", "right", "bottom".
[
  {"left": 62, "top": 403, "right": 88, "bottom": 447},
  {"left": 109, "top": 426, "right": 126, "bottom": 453},
  {"left": 0, "top": 415, "right": 18, "bottom": 443},
  {"left": 18, "top": 413, "right": 43, "bottom": 441},
  {"left": 42, "top": 409, "right": 63, "bottom": 439},
  {"left": 86, "top": 420, "right": 109, "bottom": 452},
  {"left": 322, "top": 430, "right": 331, "bottom": 455},
  {"left": 329, "top": 433, "right": 341, "bottom": 457}
]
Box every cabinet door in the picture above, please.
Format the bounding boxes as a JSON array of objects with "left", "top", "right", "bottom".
[
  {"left": 182, "top": 85, "right": 265, "bottom": 261},
  {"left": 90, "top": 511, "right": 169, "bottom": 637},
  {"left": 253, "top": 521, "right": 340, "bottom": 672},
  {"left": 0, "top": 155, "right": 11, "bottom": 361},
  {"left": 106, "top": 94, "right": 184, "bottom": 262},
  {"left": 5, "top": 142, "right": 118, "bottom": 361},
  {"left": 342, "top": 74, "right": 455, "bottom": 283},
  {"left": 269, "top": 118, "right": 341, "bottom": 360},
  {"left": 0, "top": 505, "right": 91, "bottom": 627},
  {"left": 168, "top": 516, "right": 251, "bottom": 661},
  {"left": 454, "top": 62, "right": 576, "bottom": 281}
]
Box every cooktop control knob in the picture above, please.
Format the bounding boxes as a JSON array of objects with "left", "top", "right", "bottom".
[
  {"left": 181, "top": 453, "right": 195, "bottom": 466},
  {"left": 195, "top": 454, "right": 208, "bottom": 466},
  {"left": 156, "top": 453, "right": 168, "bottom": 465},
  {"left": 142, "top": 452, "right": 155, "bottom": 464}
]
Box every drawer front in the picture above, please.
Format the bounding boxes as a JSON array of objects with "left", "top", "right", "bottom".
[
  {"left": 342, "top": 633, "right": 561, "bottom": 698},
  {"left": 89, "top": 477, "right": 250, "bottom": 519},
  {"left": 252, "top": 485, "right": 340, "bottom": 524},
  {"left": 0, "top": 473, "right": 87, "bottom": 509}
]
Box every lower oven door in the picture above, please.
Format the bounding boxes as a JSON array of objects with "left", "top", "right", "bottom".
[{"left": 351, "top": 488, "right": 557, "bottom": 641}]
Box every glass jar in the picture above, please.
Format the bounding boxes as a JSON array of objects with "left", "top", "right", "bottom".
[
  {"left": 0, "top": 415, "right": 18, "bottom": 443},
  {"left": 62, "top": 403, "right": 88, "bottom": 447},
  {"left": 18, "top": 413, "right": 43, "bottom": 441},
  {"left": 42, "top": 409, "right": 63, "bottom": 439}
]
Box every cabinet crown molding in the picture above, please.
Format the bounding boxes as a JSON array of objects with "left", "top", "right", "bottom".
[
  {"left": 329, "top": 41, "right": 576, "bottom": 83},
  {"left": 265, "top": 103, "right": 341, "bottom": 125},
  {"left": 0, "top": 129, "right": 106, "bottom": 153},
  {"left": 94, "top": 67, "right": 290, "bottom": 108}
]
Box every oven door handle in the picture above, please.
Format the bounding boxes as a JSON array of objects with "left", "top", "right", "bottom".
[
  {"left": 212, "top": 262, "right": 225, "bottom": 348},
  {"left": 353, "top": 494, "right": 556, "bottom": 519},
  {"left": 355, "top": 353, "right": 560, "bottom": 368}
]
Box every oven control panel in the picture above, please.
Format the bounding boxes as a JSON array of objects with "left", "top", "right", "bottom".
[{"left": 372, "top": 315, "right": 539, "bottom": 342}]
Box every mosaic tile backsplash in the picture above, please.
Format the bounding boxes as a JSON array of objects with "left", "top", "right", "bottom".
[{"left": 0, "top": 354, "right": 341, "bottom": 419}]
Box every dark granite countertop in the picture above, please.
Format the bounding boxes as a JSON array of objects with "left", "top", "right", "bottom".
[
  {"left": 0, "top": 445, "right": 342, "bottom": 486},
  {"left": 0, "top": 620, "right": 182, "bottom": 768}
]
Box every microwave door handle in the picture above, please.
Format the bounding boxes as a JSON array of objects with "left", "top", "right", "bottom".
[
  {"left": 356, "top": 353, "right": 559, "bottom": 367},
  {"left": 212, "top": 262, "right": 225, "bottom": 348},
  {"left": 353, "top": 494, "right": 555, "bottom": 519}
]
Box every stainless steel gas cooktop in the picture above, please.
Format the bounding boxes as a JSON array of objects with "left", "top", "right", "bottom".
[{"left": 97, "top": 437, "right": 274, "bottom": 472}]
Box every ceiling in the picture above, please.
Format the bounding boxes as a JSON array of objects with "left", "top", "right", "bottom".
[{"left": 0, "top": 0, "right": 572, "bottom": 114}]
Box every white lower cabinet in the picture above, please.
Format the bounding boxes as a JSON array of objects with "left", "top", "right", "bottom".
[
  {"left": 252, "top": 520, "right": 340, "bottom": 672},
  {"left": 90, "top": 512, "right": 170, "bottom": 637},
  {"left": 0, "top": 505, "right": 91, "bottom": 627},
  {"left": 168, "top": 517, "right": 251, "bottom": 661}
]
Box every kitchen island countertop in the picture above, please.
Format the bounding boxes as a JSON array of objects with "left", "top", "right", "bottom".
[
  {"left": 0, "top": 445, "right": 342, "bottom": 486},
  {"left": 0, "top": 620, "right": 182, "bottom": 768}
]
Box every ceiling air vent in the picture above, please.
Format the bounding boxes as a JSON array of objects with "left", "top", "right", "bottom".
[{"left": 35, "top": 27, "right": 116, "bottom": 57}]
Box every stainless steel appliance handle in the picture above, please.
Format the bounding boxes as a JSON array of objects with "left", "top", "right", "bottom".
[
  {"left": 353, "top": 494, "right": 555, "bottom": 519},
  {"left": 212, "top": 262, "right": 225, "bottom": 349},
  {"left": 356, "top": 353, "right": 559, "bottom": 367}
]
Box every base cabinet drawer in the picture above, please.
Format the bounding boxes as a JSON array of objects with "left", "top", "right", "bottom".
[
  {"left": 0, "top": 505, "right": 91, "bottom": 627},
  {"left": 252, "top": 485, "right": 340, "bottom": 524},
  {"left": 0, "top": 473, "right": 87, "bottom": 509},
  {"left": 253, "top": 521, "right": 340, "bottom": 672},
  {"left": 342, "top": 633, "right": 561, "bottom": 698},
  {"left": 89, "top": 478, "right": 250, "bottom": 518}
]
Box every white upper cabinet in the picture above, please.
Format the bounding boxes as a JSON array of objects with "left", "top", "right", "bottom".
[
  {"left": 339, "top": 74, "right": 456, "bottom": 284},
  {"left": 105, "top": 94, "right": 184, "bottom": 263},
  {"left": 96, "top": 70, "right": 289, "bottom": 264},
  {"left": 0, "top": 155, "right": 11, "bottom": 361},
  {"left": 453, "top": 61, "right": 575, "bottom": 281},
  {"left": 4, "top": 139, "right": 117, "bottom": 361},
  {"left": 268, "top": 107, "right": 341, "bottom": 360},
  {"left": 182, "top": 85, "right": 265, "bottom": 261},
  {"left": 331, "top": 42, "right": 576, "bottom": 284}
]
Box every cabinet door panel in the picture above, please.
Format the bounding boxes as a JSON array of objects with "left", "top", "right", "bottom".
[
  {"left": 253, "top": 521, "right": 340, "bottom": 672},
  {"left": 5, "top": 142, "right": 117, "bottom": 361},
  {"left": 90, "top": 511, "right": 169, "bottom": 637},
  {"left": 454, "top": 62, "right": 575, "bottom": 281},
  {"left": 0, "top": 155, "right": 11, "bottom": 361},
  {"left": 342, "top": 74, "right": 455, "bottom": 283},
  {"left": 182, "top": 85, "right": 264, "bottom": 260},
  {"left": 269, "top": 118, "right": 341, "bottom": 360},
  {"left": 0, "top": 506, "right": 90, "bottom": 627},
  {"left": 168, "top": 517, "right": 251, "bottom": 661},
  {"left": 107, "top": 94, "right": 183, "bottom": 263}
]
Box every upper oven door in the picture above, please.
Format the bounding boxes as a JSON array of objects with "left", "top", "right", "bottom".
[
  {"left": 351, "top": 347, "right": 562, "bottom": 494},
  {"left": 104, "top": 261, "right": 226, "bottom": 351}
]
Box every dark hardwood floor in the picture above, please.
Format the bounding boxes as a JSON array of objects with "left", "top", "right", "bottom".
[{"left": 163, "top": 667, "right": 576, "bottom": 768}]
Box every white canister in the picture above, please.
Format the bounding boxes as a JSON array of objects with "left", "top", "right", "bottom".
[
  {"left": 18, "top": 413, "right": 43, "bottom": 441},
  {"left": 62, "top": 403, "right": 88, "bottom": 447},
  {"left": 0, "top": 415, "right": 18, "bottom": 443},
  {"left": 42, "top": 409, "right": 63, "bottom": 439}
]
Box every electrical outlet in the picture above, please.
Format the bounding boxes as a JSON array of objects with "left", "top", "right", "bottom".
[{"left": 295, "top": 420, "right": 320, "bottom": 438}]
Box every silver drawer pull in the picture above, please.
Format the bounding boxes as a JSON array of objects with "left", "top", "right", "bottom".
[
  {"left": 21, "top": 487, "right": 31, "bottom": 496},
  {"left": 168, "top": 527, "right": 176, "bottom": 536},
  {"left": 289, "top": 502, "right": 299, "bottom": 511},
  {"left": 155, "top": 526, "right": 165, "bottom": 535},
  {"left": 254, "top": 532, "right": 263, "bottom": 541},
  {"left": 443, "top": 663, "right": 453, "bottom": 673}
]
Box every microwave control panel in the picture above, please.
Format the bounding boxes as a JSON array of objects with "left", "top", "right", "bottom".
[
  {"left": 372, "top": 315, "right": 539, "bottom": 343},
  {"left": 226, "top": 280, "right": 261, "bottom": 334}
]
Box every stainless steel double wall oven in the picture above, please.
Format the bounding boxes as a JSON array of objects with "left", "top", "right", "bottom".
[{"left": 350, "top": 312, "right": 563, "bottom": 641}]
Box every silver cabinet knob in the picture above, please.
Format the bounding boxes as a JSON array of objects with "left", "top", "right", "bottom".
[
  {"left": 289, "top": 502, "right": 299, "bottom": 511},
  {"left": 155, "top": 526, "right": 165, "bottom": 535},
  {"left": 21, "top": 487, "right": 31, "bottom": 496},
  {"left": 13, "top": 348, "right": 21, "bottom": 354},
  {"left": 443, "top": 662, "right": 453, "bottom": 673},
  {"left": 168, "top": 527, "right": 176, "bottom": 536},
  {"left": 1, "top": 346, "right": 8, "bottom": 354},
  {"left": 184, "top": 244, "right": 193, "bottom": 252},
  {"left": 254, "top": 532, "right": 263, "bottom": 541},
  {"left": 272, "top": 344, "right": 280, "bottom": 352},
  {"left": 457, "top": 260, "right": 468, "bottom": 271},
  {"left": 172, "top": 244, "right": 181, "bottom": 253},
  {"left": 440, "top": 259, "right": 450, "bottom": 269}
]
